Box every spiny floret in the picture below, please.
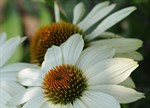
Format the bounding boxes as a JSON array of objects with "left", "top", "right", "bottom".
[
  {"left": 42, "top": 64, "right": 87, "bottom": 105},
  {"left": 30, "top": 22, "right": 83, "bottom": 65}
]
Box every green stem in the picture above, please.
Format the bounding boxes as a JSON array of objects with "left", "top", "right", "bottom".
[{"left": 121, "top": 104, "right": 129, "bottom": 108}]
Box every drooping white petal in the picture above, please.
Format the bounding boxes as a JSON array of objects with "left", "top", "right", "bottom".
[
  {"left": 88, "top": 38, "right": 143, "bottom": 53},
  {"left": 97, "top": 32, "right": 123, "bottom": 38},
  {"left": 54, "top": 2, "right": 60, "bottom": 22},
  {"left": 89, "top": 85, "right": 145, "bottom": 103},
  {"left": 22, "top": 94, "right": 45, "bottom": 108},
  {"left": 0, "top": 63, "right": 40, "bottom": 73},
  {"left": 42, "top": 103, "right": 63, "bottom": 108},
  {"left": 73, "top": 99, "right": 87, "bottom": 108},
  {"left": 0, "top": 36, "right": 26, "bottom": 67},
  {"left": 76, "top": 46, "right": 115, "bottom": 71},
  {"left": 115, "top": 51, "right": 143, "bottom": 61},
  {"left": 0, "top": 82, "right": 18, "bottom": 108},
  {"left": 7, "top": 87, "right": 42, "bottom": 106},
  {"left": 0, "top": 32, "right": 6, "bottom": 46},
  {"left": 86, "top": 58, "right": 138, "bottom": 85},
  {"left": 0, "top": 63, "right": 40, "bottom": 81},
  {"left": 40, "top": 102, "right": 56, "bottom": 108},
  {"left": 52, "top": 104, "right": 61, "bottom": 108},
  {"left": 17, "top": 68, "right": 42, "bottom": 86},
  {"left": 41, "top": 102, "right": 65, "bottom": 108},
  {"left": 78, "top": 1, "right": 110, "bottom": 30},
  {"left": 1, "top": 104, "right": 13, "bottom": 108},
  {"left": 85, "top": 7, "right": 136, "bottom": 41},
  {"left": 0, "top": 72, "right": 17, "bottom": 81},
  {"left": 42, "top": 46, "right": 62, "bottom": 73},
  {"left": 61, "top": 103, "right": 73, "bottom": 108},
  {"left": 120, "top": 77, "right": 135, "bottom": 88},
  {"left": 61, "top": 34, "right": 84, "bottom": 64},
  {"left": 0, "top": 88, "right": 11, "bottom": 105},
  {"left": 40, "top": 102, "right": 49, "bottom": 108},
  {"left": 81, "top": 91, "right": 120, "bottom": 108},
  {"left": 73, "top": 2, "right": 85, "bottom": 24},
  {"left": 1, "top": 81, "right": 25, "bottom": 96},
  {"left": 78, "top": 4, "right": 116, "bottom": 31}
]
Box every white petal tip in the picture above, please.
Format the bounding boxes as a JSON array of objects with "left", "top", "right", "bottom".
[
  {"left": 131, "top": 6, "right": 137, "bottom": 11},
  {"left": 100, "top": 1, "right": 110, "bottom": 5},
  {"left": 126, "top": 6, "right": 137, "bottom": 13},
  {"left": 21, "top": 37, "right": 27, "bottom": 42}
]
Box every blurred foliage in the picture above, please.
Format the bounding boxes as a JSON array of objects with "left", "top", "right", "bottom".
[
  {"left": 0, "top": 0, "right": 149, "bottom": 107},
  {"left": 0, "top": 0, "right": 53, "bottom": 63},
  {"left": 1, "top": 0, "right": 24, "bottom": 63}
]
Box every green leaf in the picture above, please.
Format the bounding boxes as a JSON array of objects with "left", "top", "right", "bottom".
[
  {"left": 45, "top": 0, "right": 54, "bottom": 8},
  {"left": 2, "top": 1, "right": 24, "bottom": 63},
  {"left": 32, "top": 0, "right": 45, "bottom": 3},
  {"left": 38, "top": 5, "right": 52, "bottom": 27}
]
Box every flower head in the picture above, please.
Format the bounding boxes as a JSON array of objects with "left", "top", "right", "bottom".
[
  {"left": 30, "top": 1, "right": 143, "bottom": 64},
  {"left": 9, "top": 34, "right": 144, "bottom": 108},
  {"left": 30, "top": 22, "right": 83, "bottom": 64}
]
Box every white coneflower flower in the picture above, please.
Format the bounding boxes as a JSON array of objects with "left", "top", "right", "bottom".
[
  {"left": 8, "top": 34, "right": 144, "bottom": 108},
  {"left": 30, "top": 1, "right": 143, "bottom": 64},
  {"left": 0, "top": 32, "right": 39, "bottom": 107}
]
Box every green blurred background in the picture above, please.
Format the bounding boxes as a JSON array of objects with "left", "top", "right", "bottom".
[{"left": 0, "top": 0, "right": 149, "bottom": 107}]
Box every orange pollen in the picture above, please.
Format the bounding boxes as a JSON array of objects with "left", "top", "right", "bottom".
[
  {"left": 30, "top": 22, "right": 83, "bottom": 65},
  {"left": 42, "top": 64, "right": 87, "bottom": 105}
]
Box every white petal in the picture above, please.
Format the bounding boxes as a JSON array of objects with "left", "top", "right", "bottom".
[
  {"left": 42, "top": 103, "right": 64, "bottom": 108},
  {"left": 97, "top": 32, "right": 123, "bottom": 38},
  {"left": 0, "top": 88, "right": 18, "bottom": 108},
  {"left": 17, "top": 68, "right": 42, "bottom": 86},
  {"left": 0, "top": 36, "right": 26, "bottom": 67},
  {"left": 1, "top": 81, "right": 25, "bottom": 96},
  {"left": 78, "top": 4, "right": 116, "bottom": 31},
  {"left": 40, "top": 102, "right": 50, "bottom": 108},
  {"left": 73, "top": 99, "right": 87, "bottom": 108},
  {"left": 89, "top": 85, "right": 145, "bottom": 103},
  {"left": 40, "top": 102, "right": 54, "bottom": 108},
  {"left": 0, "top": 88, "right": 11, "bottom": 105},
  {"left": 62, "top": 103, "right": 73, "bottom": 108},
  {"left": 73, "top": 2, "right": 85, "bottom": 24},
  {"left": 85, "top": 7, "right": 136, "bottom": 41},
  {"left": 0, "top": 32, "right": 6, "bottom": 46},
  {"left": 120, "top": 77, "right": 135, "bottom": 88},
  {"left": 89, "top": 38, "right": 143, "bottom": 53},
  {"left": 1, "top": 104, "right": 12, "bottom": 108},
  {"left": 76, "top": 46, "right": 115, "bottom": 71},
  {"left": 53, "top": 104, "right": 61, "bottom": 108},
  {"left": 22, "top": 94, "right": 45, "bottom": 108},
  {"left": 62, "top": 34, "right": 84, "bottom": 64},
  {"left": 115, "top": 51, "right": 143, "bottom": 61},
  {"left": 0, "top": 63, "right": 40, "bottom": 73},
  {"left": 0, "top": 63, "right": 39, "bottom": 81},
  {"left": 7, "top": 87, "right": 42, "bottom": 106},
  {"left": 0, "top": 72, "right": 17, "bottom": 81},
  {"left": 54, "top": 2, "right": 60, "bottom": 22},
  {"left": 81, "top": 91, "right": 120, "bottom": 108},
  {"left": 42, "top": 46, "right": 62, "bottom": 73},
  {"left": 78, "top": 1, "right": 110, "bottom": 30},
  {"left": 87, "top": 58, "right": 138, "bottom": 85},
  {"left": 41, "top": 102, "right": 63, "bottom": 108}
]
